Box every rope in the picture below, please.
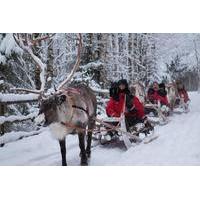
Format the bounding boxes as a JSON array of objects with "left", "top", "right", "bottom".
[{"left": 61, "top": 118, "right": 121, "bottom": 134}]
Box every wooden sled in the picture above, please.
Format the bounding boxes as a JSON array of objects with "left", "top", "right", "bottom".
[{"left": 93, "top": 115, "right": 158, "bottom": 150}]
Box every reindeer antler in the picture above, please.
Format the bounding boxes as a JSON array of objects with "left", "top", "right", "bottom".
[
  {"left": 12, "top": 33, "right": 82, "bottom": 97},
  {"left": 57, "top": 33, "right": 82, "bottom": 90}
]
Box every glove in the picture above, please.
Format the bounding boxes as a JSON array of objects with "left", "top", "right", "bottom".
[{"left": 126, "top": 106, "right": 137, "bottom": 114}]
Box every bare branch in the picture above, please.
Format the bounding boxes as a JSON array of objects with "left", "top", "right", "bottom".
[
  {"left": 31, "top": 33, "right": 56, "bottom": 46},
  {"left": 57, "top": 33, "right": 82, "bottom": 90},
  {"left": 13, "top": 33, "right": 47, "bottom": 91}
]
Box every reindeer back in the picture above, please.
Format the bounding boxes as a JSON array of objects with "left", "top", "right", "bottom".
[{"left": 130, "top": 82, "right": 146, "bottom": 103}]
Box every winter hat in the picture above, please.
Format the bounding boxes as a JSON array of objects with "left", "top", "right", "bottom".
[
  {"left": 118, "top": 79, "right": 128, "bottom": 87},
  {"left": 159, "top": 83, "right": 166, "bottom": 89},
  {"left": 118, "top": 79, "right": 130, "bottom": 94},
  {"left": 153, "top": 81, "right": 159, "bottom": 84},
  {"left": 109, "top": 82, "right": 120, "bottom": 101}
]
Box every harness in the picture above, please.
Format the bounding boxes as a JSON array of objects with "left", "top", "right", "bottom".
[
  {"left": 59, "top": 88, "right": 125, "bottom": 134},
  {"left": 59, "top": 87, "right": 91, "bottom": 132},
  {"left": 72, "top": 105, "right": 89, "bottom": 115},
  {"left": 61, "top": 105, "right": 120, "bottom": 133}
]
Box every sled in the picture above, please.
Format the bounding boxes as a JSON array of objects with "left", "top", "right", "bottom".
[
  {"left": 143, "top": 133, "right": 159, "bottom": 144},
  {"left": 147, "top": 116, "right": 169, "bottom": 126},
  {"left": 173, "top": 97, "right": 190, "bottom": 114},
  {"left": 145, "top": 102, "right": 170, "bottom": 126},
  {"left": 93, "top": 95, "right": 159, "bottom": 149},
  {"left": 93, "top": 115, "right": 158, "bottom": 149}
]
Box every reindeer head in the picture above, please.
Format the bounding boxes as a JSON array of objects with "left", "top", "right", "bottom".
[{"left": 38, "top": 93, "right": 66, "bottom": 126}]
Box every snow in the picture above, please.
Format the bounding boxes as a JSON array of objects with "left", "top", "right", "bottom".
[
  {"left": 79, "top": 61, "right": 103, "bottom": 71},
  {"left": 47, "top": 76, "right": 52, "bottom": 82},
  {"left": 25, "top": 47, "right": 47, "bottom": 91},
  {"left": 0, "top": 33, "right": 22, "bottom": 56},
  {"left": 0, "top": 129, "right": 43, "bottom": 146},
  {"left": 0, "top": 80, "right": 4, "bottom": 85},
  {"left": 0, "top": 112, "right": 37, "bottom": 125},
  {"left": 0, "top": 54, "right": 6, "bottom": 64},
  {"left": 0, "top": 92, "right": 200, "bottom": 166},
  {"left": 0, "top": 93, "right": 39, "bottom": 102},
  {"left": 91, "top": 87, "right": 109, "bottom": 94}
]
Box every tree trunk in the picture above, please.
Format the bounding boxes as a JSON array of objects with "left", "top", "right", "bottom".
[
  {"left": 0, "top": 103, "right": 5, "bottom": 136},
  {"left": 46, "top": 38, "right": 54, "bottom": 90}
]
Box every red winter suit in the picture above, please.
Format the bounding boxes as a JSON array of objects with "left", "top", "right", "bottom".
[
  {"left": 178, "top": 88, "right": 189, "bottom": 103},
  {"left": 147, "top": 88, "right": 169, "bottom": 106},
  {"left": 106, "top": 93, "right": 145, "bottom": 119}
]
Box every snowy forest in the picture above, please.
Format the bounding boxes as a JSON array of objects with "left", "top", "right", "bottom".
[
  {"left": 1, "top": 33, "right": 200, "bottom": 131},
  {"left": 0, "top": 33, "right": 200, "bottom": 165},
  {"left": 1, "top": 33, "right": 200, "bottom": 92}
]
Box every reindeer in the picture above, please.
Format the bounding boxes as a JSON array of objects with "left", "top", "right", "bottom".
[
  {"left": 129, "top": 81, "right": 146, "bottom": 104},
  {"left": 166, "top": 82, "right": 178, "bottom": 111},
  {"left": 13, "top": 33, "right": 97, "bottom": 166},
  {"left": 39, "top": 84, "right": 97, "bottom": 166}
]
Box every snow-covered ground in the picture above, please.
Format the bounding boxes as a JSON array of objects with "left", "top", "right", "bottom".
[{"left": 0, "top": 92, "right": 200, "bottom": 166}]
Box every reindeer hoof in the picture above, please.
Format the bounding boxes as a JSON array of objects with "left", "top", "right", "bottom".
[
  {"left": 81, "top": 161, "right": 88, "bottom": 166},
  {"left": 62, "top": 162, "right": 67, "bottom": 166},
  {"left": 81, "top": 158, "right": 88, "bottom": 166}
]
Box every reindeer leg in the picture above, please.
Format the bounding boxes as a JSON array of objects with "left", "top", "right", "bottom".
[
  {"left": 86, "top": 131, "right": 92, "bottom": 158},
  {"left": 59, "top": 139, "right": 67, "bottom": 166},
  {"left": 78, "top": 133, "right": 88, "bottom": 166},
  {"left": 86, "top": 121, "right": 95, "bottom": 158}
]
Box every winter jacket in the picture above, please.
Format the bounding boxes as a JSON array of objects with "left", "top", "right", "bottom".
[
  {"left": 157, "top": 94, "right": 169, "bottom": 106},
  {"left": 147, "top": 88, "right": 157, "bottom": 104},
  {"left": 106, "top": 93, "right": 145, "bottom": 119},
  {"left": 178, "top": 89, "right": 189, "bottom": 103},
  {"left": 157, "top": 88, "right": 169, "bottom": 106},
  {"left": 106, "top": 93, "right": 125, "bottom": 117},
  {"left": 147, "top": 88, "right": 169, "bottom": 106}
]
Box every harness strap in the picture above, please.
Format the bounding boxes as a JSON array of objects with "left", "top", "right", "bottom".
[{"left": 72, "top": 105, "right": 89, "bottom": 115}]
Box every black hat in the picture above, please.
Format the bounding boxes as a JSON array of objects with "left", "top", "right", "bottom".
[
  {"left": 118, "top": 79, "right": 128, "bottom": 86},
  {"left": 159, "top": 83, "right": 165, "bottom": 89},
  {"left": 118, "top": 79, "right": 130, "bottom": 95}
]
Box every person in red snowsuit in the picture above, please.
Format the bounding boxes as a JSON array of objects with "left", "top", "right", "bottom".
[
  {"left": 176, "top": 81, "right": 189, "bottom": 103},
  {"left": 157, "top": 83, "right": 169, "bottom": 106},
  {"left": 147, "top": 82, "right": 169, "bottom": 106},
  {"left": 106, "top": 79, "right": 152, "bottom": 132},
  {"left": 106, "top": 79, "right": 145, "bottom": 119},
  {"left": 147, "top": 81, "right": 159, "bottom": 104},
  {"left": 106, "top": 91, "right": 145, "bottom": 119},
  {"left": 178, "top": 88, "right": 189, "bottom": 103}
]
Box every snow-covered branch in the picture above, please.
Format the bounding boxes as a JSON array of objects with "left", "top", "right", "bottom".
[
  {"left": 0, "top": 93, "right": 39, "bottom": 103},
  {"left": 91, "top": 87, "right": 109, "bottom": 94},
  {"left": 0, "top": 112, "right": 37, "bottom": 125},
  {"left": 13, "top": 33, "right": 48, "bottom": 92},
  {"left": 0, "top": 129, "right": 43, "bottom": 145}
]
